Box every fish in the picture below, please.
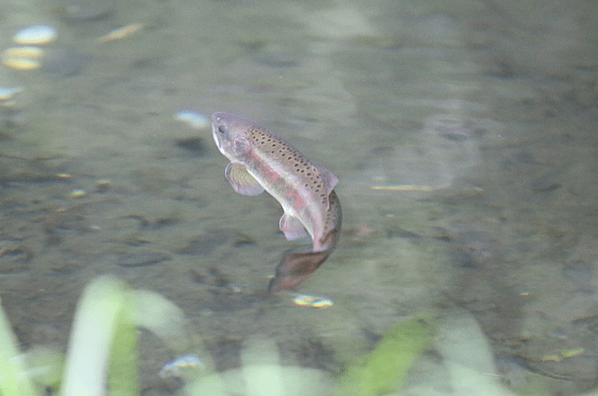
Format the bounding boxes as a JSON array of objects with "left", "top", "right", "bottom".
[{"left": 211, "top": 112, "right": 342, "bottom": 291}]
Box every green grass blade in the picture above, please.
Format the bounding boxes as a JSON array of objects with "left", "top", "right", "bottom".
[
  {"left": 337, "top": 317, "right": 434, "bottom": 396},
  {"left": 0, "top": 304, "right": 36, "bottom": 396}
]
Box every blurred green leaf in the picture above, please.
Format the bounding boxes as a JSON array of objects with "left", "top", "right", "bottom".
[
  {"left": 107, "top": 293, "right": 139, "bottom": 396},
  {"left": 337, "top": 317, "right": 434, "bottom": 396},
  {"left": 0, "top": 304, "right": 36, "bottom": 396}
]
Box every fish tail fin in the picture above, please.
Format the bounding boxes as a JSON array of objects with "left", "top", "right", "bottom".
[
  {"left": 268, "top": 250, "right": 331, "bottom": 292},
  {"left": 268, "top": 228, "right": 340, "bottom": 292}
]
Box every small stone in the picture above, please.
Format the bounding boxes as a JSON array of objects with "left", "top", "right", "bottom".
[{"left": 13, "top": 25, "right": 56, "bottom": 45}]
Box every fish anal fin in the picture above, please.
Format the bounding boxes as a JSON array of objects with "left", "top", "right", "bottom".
[
  {"left": 225, "top": 163, "right": 264, "bottom": 196},
  {"left": 279, "top": 213, "right": 309, "bottom": 241}
]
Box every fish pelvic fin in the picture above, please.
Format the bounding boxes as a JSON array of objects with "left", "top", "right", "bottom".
[{"left": 268, "top": 228, "right": 340, "bottom": 292}]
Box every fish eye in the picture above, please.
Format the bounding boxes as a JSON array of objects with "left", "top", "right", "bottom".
[{"left": 218, "top": 125, "right": 226, "bottom": 135}]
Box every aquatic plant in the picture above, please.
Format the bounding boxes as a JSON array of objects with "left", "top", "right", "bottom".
[
  {"left": 1, "top": 276, "right": 434, "bottom": 396},
  {"left": 187, "top": 337, "right": 334, "bottom": 396},
  {"left": 0, "top": 301, "right": 37, "bottom": 396},
  {"left": 188, "top": 317, "right": 435, "bottom": 396},
  {"left": 0, "top": 276, "right": 189, "bottom": 396},
  {"left": 336, "top": 317, "right": 434, "bottom": 396}
]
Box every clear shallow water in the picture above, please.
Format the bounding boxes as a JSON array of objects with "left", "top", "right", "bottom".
[{"left": 0, "top": 0, "right": 597, "bottom": 394}]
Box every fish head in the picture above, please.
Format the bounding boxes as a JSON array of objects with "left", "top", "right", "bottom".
[{"left": 211, "top": 112, "right": 255, "bottom": 163}]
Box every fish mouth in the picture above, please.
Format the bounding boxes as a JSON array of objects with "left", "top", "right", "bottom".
[{"left": 211, "top": 124, "right": 221, "bottom": 151}]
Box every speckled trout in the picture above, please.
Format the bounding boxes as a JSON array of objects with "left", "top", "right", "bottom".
[{"left": 211, "top": 112, "right": 342, "bottom": 292}]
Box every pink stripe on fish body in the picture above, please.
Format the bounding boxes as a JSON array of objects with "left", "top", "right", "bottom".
[
  {"left": 242, "top": 131, "right": 330, "bottom": 245},
  {"left": 286, "top": 188, "right": 305, "bottom": 214},
  {"left": 252, "top": 155, "right": 280, "bottom": 184}
]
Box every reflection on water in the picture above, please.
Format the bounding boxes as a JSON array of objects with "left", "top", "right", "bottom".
[{"left": 0, "top": 0, "right": 597, "bottom": 394}]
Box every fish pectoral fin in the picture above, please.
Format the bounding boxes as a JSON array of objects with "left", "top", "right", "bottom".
[
  {"left": 225, "top": 163, "right": 265, "bottom": 196},
  {"left": 279, "top": 213, "right": 309, "bottom": 240}
]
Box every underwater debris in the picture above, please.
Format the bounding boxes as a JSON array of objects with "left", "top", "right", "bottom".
[{"left": 97, "top": 24, "right": 144, "bottom": 43}]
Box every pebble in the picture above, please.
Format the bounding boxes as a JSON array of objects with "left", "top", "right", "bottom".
[
  {"left": 2, "top": 46, "right": 44, "bottom": 71},
  {"left": 174, "top": 110, "right": 210, "bottom": 129},
  {"left": 159, "top": 355, "right": 204, "bottom": 378},
  {"left": 0, "top": 86, "right": 23, "bottom": 101},
  {"left": 13, "top": 25, "right": 56, "bottom": 45},
  {"left": 95, "top": 179, "right": 110, "bottom": 192},
  {"left": 293, "top": 294, "right": 333, "bottom": 308},
  {"left": 70, "top": 189, "right": 86, "bottom": 198}
]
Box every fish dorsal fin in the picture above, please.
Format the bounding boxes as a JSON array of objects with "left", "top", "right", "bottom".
[{"left": 225, "top": 163, "right": 265, "bottom": 196}]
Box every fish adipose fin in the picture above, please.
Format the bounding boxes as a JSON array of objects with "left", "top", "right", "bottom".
[
  {"left": 315, "top": 165, "right": 339, "bottom": 210},
  {"left": 225, "top": 163, "right": 264, "bottom": 196}
]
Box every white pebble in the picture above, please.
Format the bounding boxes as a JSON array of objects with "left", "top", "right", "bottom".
[
  {"left": 159, "top": 354, "right": 204, "bottom": 378},
  {"left": 13, "top": 25, "right": 56, "bottom": 45},
  {"left": 2, "top": 46, "right": 44, "bottom": 70},
  {"left": 175, "top": 110, "right": 210, "bottom": 129},
  {"left": 0, "top": 86, "right": 23, "bottom": 101}
]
